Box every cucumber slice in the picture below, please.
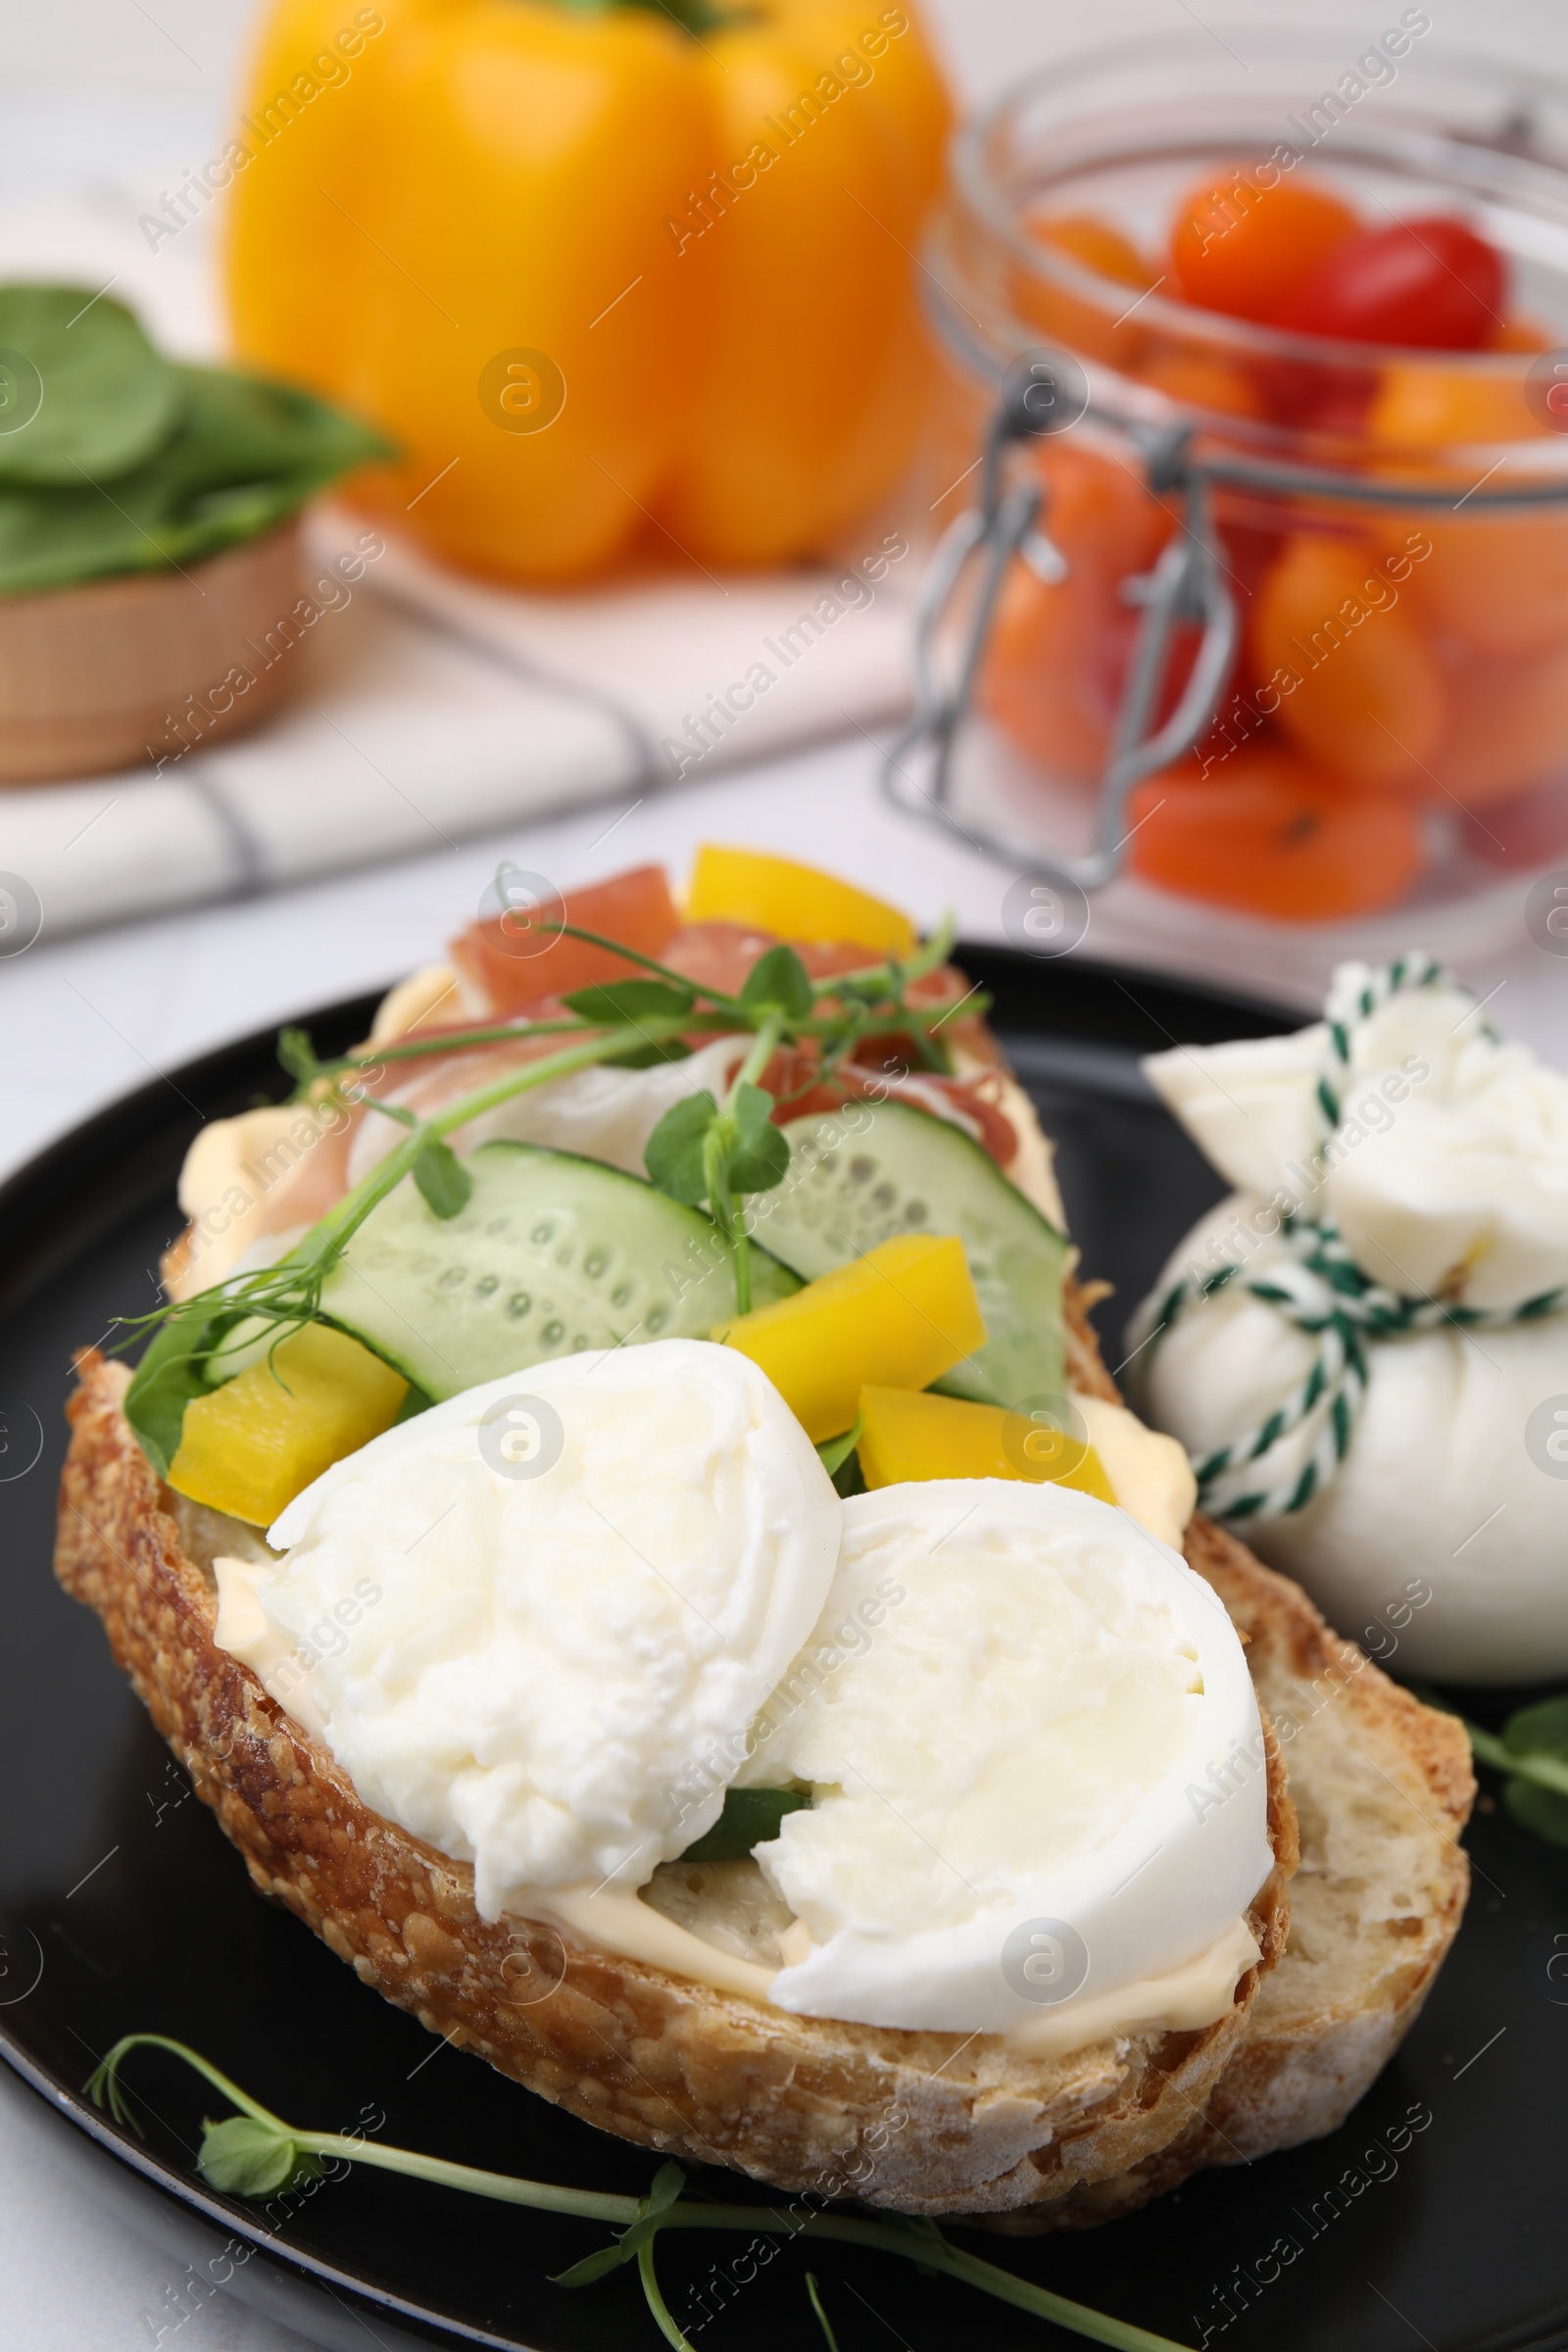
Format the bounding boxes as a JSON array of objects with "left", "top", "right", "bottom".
[
  {"left": 753, "top": 1099, "right": 1067, "bottom": 1410},
  {"left": 318, "top": 1141, "right": 800, "bottom": 1400}
]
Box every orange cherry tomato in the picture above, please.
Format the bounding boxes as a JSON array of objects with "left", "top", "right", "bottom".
[
  {"left": 1249, "top": 532, "right": 1446, "bottom": 787},
  {"left": 979, "top": 441, "right": 1173, "bottom": 782},
  {"left": 1028, "top": 211, "right": 1152, "bottom": 289},
  {"left": 1430, "top": 639, "right": 1568, "bottom": 803},
  {"left": 1128, "top": 747, "right": 1425, "bottom": 921},
  {"left": 1489, "top": 317, "right": 1554, "bottom": 355},
  {"left": 1016, "top": 209, "right": 1154, "bottom": 367},
  {"left": 1169, "top": 172, "right": 1358, "bottom": 323},
  {"left": 1138, "top": 340, "right": 1265, "bottom": 418},
  {"left": 1368, "top": 362, "right": 1544, "bottom": 448},
  {"left": 1401, "top": 513, "right": 1568, "bottom": 655}
]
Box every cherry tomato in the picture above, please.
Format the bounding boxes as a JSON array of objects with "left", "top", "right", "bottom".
[
  {"left": 1402, "top": 514, "right": 1568, "bottom": 655},
  {"left": 1278, "top": 217, "right": 1506, "bottom": 350},
  {"left": 1461, "top": 777, "right": 1568, "bottom": 867},
  {"left": 980, "top": 442, "right": 1173, "bottom": 783},
  {"left": 1028, "top": 211, "right": 1152, "bottom": 289},
  {"left": 1368, "top": 362, "right": 1544, "bottom": 447},
  {"left": 1250, "top": 533, "right": 1446, "bottom": 787},
  {"left": 1169, "top": 172, "right": 1358, "bottom": 322},
  {"left": 1251, "top": 351, "right": 1376, "bottom": 434},
  {"left": 1138, "top": 340, "right": 1265, "bottom": 418},
  {"left": 1429, "top": 639, "right": 1568, "bottom": 803},
  {"left": 1128, "top": 747, "right": 1425, "bottom": 921},
  {"left": 1016, "top": 210, "right": 1154, "bottom": 367},
  {"left": 1489, "top": 317, "right": 1554, "bottom": 354}
]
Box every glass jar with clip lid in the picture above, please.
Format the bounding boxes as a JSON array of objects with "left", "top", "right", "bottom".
[{"left": 891, "top": 28, "right": 1568, "bottom": 987}]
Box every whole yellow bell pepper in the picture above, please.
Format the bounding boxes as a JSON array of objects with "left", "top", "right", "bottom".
[{"left": 224, "top": 0, "right": 951, "bottom": 582}]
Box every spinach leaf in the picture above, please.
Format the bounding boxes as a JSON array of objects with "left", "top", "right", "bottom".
[
  {"left": 0, "top": 284, "right": 179, "bottom": 485},
  {"left": 0, "top": 363, "right": 391, "bottom": 596}
]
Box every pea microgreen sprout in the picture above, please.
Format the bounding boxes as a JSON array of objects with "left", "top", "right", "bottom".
[
  {"left": 281, "top": 910, "right": 974, "bottom": 1092},
  {"left": 119, "top": 1016, "right": 684, "bottom": 1473},
  {"left": 87, "top": 2034, "right": 1196, "bottom": 2352},
  {"left": 1461, "top": 1697, "right": 1568, "bottom": 1845},
  {"left": 118, "top": 903, "right": 981, "bottom": 1464}
]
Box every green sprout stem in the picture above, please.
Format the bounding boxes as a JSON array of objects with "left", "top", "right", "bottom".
[
  {"left": 87, "top": 2036, "right": 1194, "bottom": 2352},
  {"left": 711, "top": 1010, "right": 786, "bottom": 1314},
  {"left": 122, "top": 1020, "right": 687, "bottom": 1382},
  {"left": 807, "top": 2274, "right": 842, "bottom": 2352},
  {"left": 128, "top": 909, "right": 978, "bottom": 1380},
  {"left": 298, "top": 1021, "right": 684, "bottom": 1271},
  {"left": 300, "top": 1003, "right": 978, "bottom": 1092},
  {"left": 283, "top": 907, "right": 970, "bottom": 1102},
  {"left": 638, "top": 2237, "right": 698, "bottom": 2352}
]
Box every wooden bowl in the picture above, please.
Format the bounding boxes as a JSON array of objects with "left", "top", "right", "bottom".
[{"left": 0, "top": 520, "right": 307, "bottom": 783}]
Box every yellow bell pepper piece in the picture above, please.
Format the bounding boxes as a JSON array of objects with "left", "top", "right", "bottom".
[
  {"left": 712, "top": 1234, "right": 983, "bottom": 1444},
  {"left": 687, "top": 845, "right": 916, "bottom": 956},
  {"left": 856, "top": 1385, "right": 1116, "bottom": 1502},
  {"left": 223, "top": 0, "right": 951, "bottom": 584},
  {"left": 169, "top": 1322, "right": 408, "bottom": 1527}
]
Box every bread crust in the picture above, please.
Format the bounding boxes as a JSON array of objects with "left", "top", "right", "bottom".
[
  {"left": 988, "top": 1284, "right": 1477, "bottom": 2230},
  {"left": 56, "top": 1350, "right": 1294, "bottom": 2220}
]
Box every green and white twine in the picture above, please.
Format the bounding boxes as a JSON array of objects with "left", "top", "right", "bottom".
[{"left": 1142, "top": 954, "right": 1565, "bottom": 1524}]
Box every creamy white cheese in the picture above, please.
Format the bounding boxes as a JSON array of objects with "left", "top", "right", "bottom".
[
  {"left": 223, "top": 1343, "right": 840, "bottom": 1918},
  {"left": 1143, "top": 971, "right": 1568, "bottom": 1312},
  {"left": 345, "top": 1035, "right": 744, "bottom": 1190},
  {"left": 1140, "top": 1197, "right": 1568, "bottom": 1680},
  {"left": 742, "top": 1479, "right": 1270, "bottom": 2037},
  {"left": 1137, "top": 972, "right": 1568, "bottom": 1681}
]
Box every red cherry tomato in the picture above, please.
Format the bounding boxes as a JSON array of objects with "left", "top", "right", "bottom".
[{"left": 1278, "top": 216, "right": 1506, "bottom": 350}]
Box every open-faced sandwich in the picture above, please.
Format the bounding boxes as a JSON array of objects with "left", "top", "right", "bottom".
[{"left": 57, "top": 850, "right": 1471, "bottom": 2227}]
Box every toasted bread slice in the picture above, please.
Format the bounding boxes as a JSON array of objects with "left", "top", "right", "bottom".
[{"left": 57, "top": 1348, "right": 1296, "bottom": 2220}]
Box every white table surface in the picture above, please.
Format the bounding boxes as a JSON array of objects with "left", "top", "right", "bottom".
[{"left": 5, "top": 0, "right": 1568, "bottom": 2344}]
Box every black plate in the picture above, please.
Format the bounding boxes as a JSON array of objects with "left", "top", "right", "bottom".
[{"left": 1, "top": 947, "right": 1563, "bottom": 2352}]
